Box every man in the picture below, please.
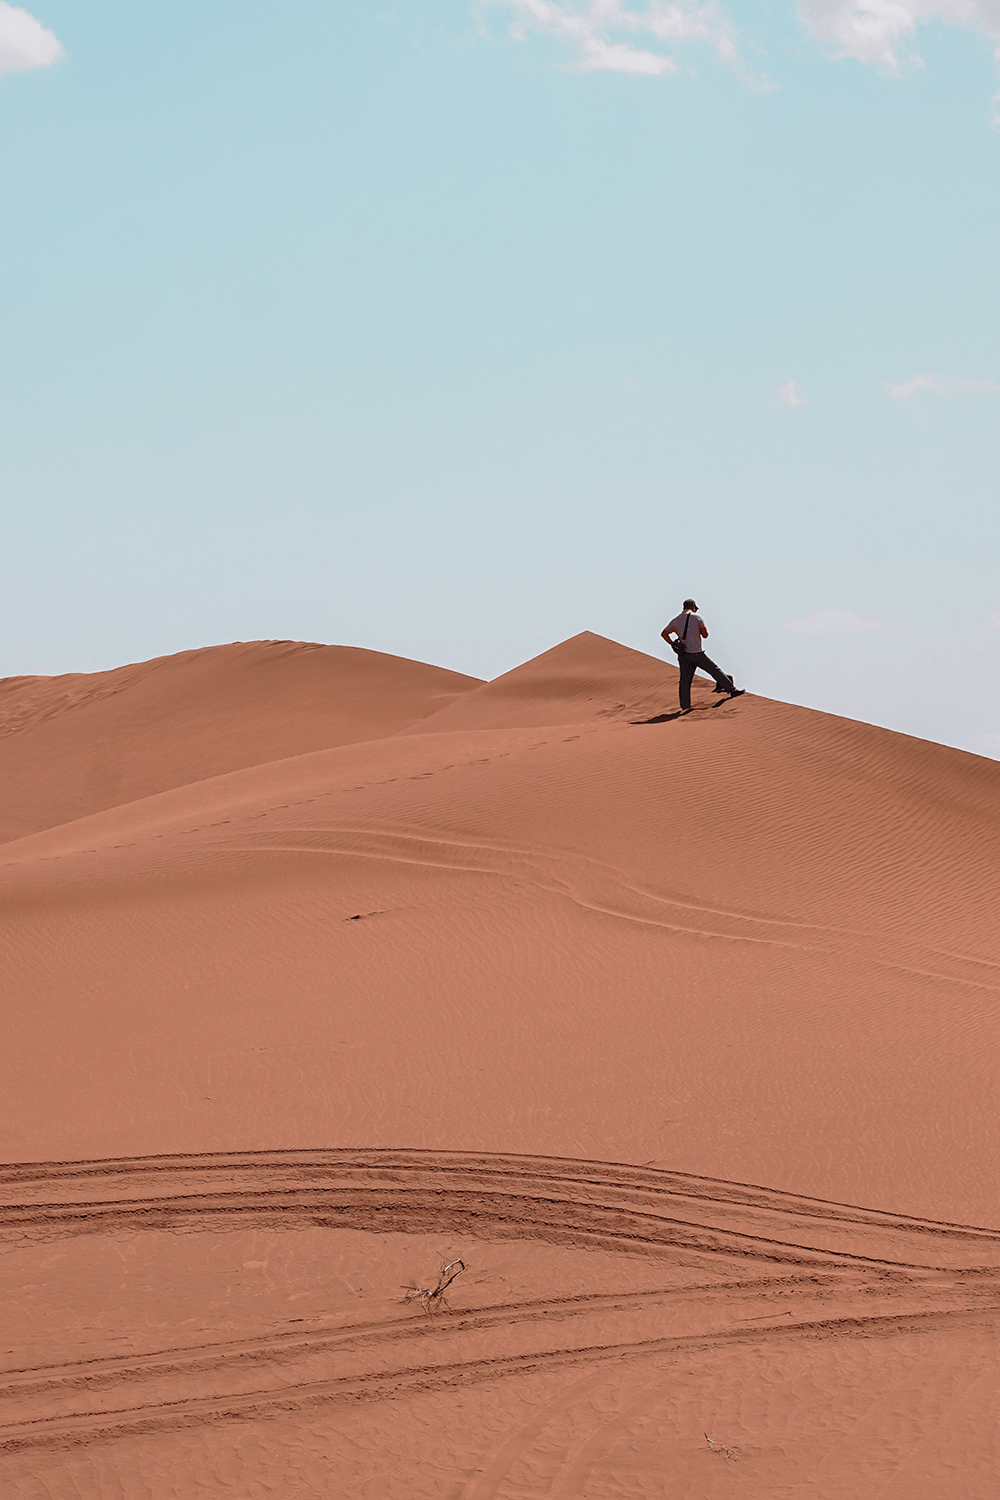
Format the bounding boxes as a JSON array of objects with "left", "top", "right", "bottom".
[{"left": 661, "top": 598, "right": 745, "bottom": 713}]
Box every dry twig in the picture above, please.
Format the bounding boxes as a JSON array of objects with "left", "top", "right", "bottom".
[
  {"left": 401, "top": 1258, "right": 465, "bottom": 1313},
  {"left": 705, "top": 1432, "right": 742, "bottom": 1461}
]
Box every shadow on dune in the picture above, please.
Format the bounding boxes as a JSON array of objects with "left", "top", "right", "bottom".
[{"left": 632, "top": 700, "right": 730, "bottom": 725}]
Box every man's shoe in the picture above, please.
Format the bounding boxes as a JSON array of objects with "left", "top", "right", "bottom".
[
  {"left": 727, "top": 688, "right": 746, "bottom": 699},
  {"left": 712, "top": 683, "right": 729, "bottom": 693}
]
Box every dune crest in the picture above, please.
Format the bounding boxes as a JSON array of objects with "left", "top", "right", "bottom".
[
  {"left": 407, "top": 630, "right": 680, "bottom": 733},
  {"left": 0, "top": 640, "right": 482, "bottom": 844}
]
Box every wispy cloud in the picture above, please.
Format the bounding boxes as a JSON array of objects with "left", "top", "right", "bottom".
[
  {"left": 784, "top": 609, "right": 883, "bottom": 634},
  {"left": 0, "top": 2, "right": 63, "bottom": 74},
  {"left": 887, "top": 373, "right": 1000, "bottom": 399},
  {"left": 777, "top": 379, "right": 807, "bottom": 407},
  {"left": 485, "top": 0, "right": 1000, "bottom": 107},
  {"left": 794, "top": 0, "right": 1000, "bottom": 74},
  {"left": 887, "top": 373, "right": 946, "bottom": 400},
  {"left": 484, "top": 0, "right": 745, "bottom": 77},
  {"left": 953, "top": 377, "right": 1000, "bottom": 393}
]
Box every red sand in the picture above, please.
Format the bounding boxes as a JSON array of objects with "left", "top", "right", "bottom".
[{"left": 2, "top": 631, "right": 998, "bottom": 1497}]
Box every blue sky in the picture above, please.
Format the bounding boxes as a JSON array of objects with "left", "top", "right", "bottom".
[{"left": 2, "top": 0, "right": 999, "bottom": 756}]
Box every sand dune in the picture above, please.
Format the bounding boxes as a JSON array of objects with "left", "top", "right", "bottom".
[
  {"left": 0, "top": 639, "right": 481, "bottom": 844},
  {"left": 406, "top": 630, "right": 684, "bottom": 733},
  {"left": 2, "top": 632, "right": 998, "bottom": 1498}
]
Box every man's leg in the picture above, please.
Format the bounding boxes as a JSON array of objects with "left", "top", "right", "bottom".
[
  {"left": 679, "top": 653, "right": 696, "bottom": 711},
  {"left": 696, "top": 653, "right": 736, "bottom": 694}
]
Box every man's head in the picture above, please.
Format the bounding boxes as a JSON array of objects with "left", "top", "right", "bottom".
[{"left": 683, "top": 598, "right": 697, "bottom": 611}]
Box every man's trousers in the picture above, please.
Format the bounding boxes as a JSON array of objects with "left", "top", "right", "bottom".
[{"left": 678, "top": 650, "right": 734, "bottom": 710}]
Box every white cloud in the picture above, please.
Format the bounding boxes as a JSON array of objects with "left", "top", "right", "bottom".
[
  {"left": 794, "top": 0, "right": 1000, "bottom": 73},
  {"left": 486, "top": 0, "right": 1000, "bottom": 100},
  {"left": 951, "top": 376, "right": 1000, "bottom": 394},
  {"left": 579, "top": 37, "right": 678, "bottom": 71},
  {"left": 887, "top": 373, "right": 1000, "bottom": 399},
  {"left": 777, "top": 379, "right": 807, "bottom": 407},
  {"left": 784, "top": 609, "right": 884, "bottom": 634},
  {"left": 887, "top": 373, "right": 946, "bottom": 400},
  {"left": 0, "top": 2, "right": 63, "bottom": 74},
  {"left": 486, "top": 0, "right": 744, "bottom": 76}
]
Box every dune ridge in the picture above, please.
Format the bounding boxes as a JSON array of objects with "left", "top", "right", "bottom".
[
  {"left": 2, "top": 630, "right": 998, "bottom": 1498},
  {"left": 0, "top": 639, "right": 482, "bottom": 845}
]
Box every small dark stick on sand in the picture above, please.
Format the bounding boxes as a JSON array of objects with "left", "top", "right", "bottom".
[
  {"left": 402, "top": 1258, "right": 466, "bottom": 1314},
  {"left": 705, "top": 1432, "right": 742, "bottom": 1461}
]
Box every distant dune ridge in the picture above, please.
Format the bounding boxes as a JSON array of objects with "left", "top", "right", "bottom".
[
  {"left": 0, "top": 639, "right": 482, "bottom": 845},
  {"left": 1, "top": 632, "right": 998, "bottom": 1498}
]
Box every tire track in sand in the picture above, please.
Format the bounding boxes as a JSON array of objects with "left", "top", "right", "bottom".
[{"left": 1, "top": 1150, "right": 998, "bottom": 1454}]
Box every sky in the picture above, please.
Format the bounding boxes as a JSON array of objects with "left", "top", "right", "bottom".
[{"left": 2, "top": 0, "right": 999, "bottom": 758}]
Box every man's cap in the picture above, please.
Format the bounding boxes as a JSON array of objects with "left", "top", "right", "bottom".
[{"left": 683, "top": 598, "right": 697, "bottom": 609}]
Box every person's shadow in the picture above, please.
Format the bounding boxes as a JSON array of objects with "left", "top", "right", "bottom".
[{"left": 632, "top": 700, "right": 728, "bottom": 725}]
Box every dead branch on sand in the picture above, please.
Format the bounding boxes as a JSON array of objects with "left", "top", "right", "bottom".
[
  {"left": 705, "top": 1432, "right": 742, "bottom": 1461},
  {"left": 401, "top": 1258, "right": 465, "bottom": 1314}
]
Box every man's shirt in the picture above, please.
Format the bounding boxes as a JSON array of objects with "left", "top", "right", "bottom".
[{"left": 667, "top": 612, "right": 705, "bottom": 653}]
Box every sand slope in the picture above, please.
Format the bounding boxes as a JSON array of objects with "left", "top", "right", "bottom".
[
  {"left": 406, "top": 630, "right": 683, "bottom": 733},
  {"left": 0, "top": 639, "right": 482, "bottom": 844},
  {"left": 2, "top": 631, "right": 998, "bottom": 1498}
]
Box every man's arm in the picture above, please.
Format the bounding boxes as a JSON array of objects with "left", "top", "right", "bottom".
[
  {"left": 699, "top": 620, "right": 709, "bottom": 639},
  {"left": 661, "top": 626, "right": 677, "bottom": 643}
]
